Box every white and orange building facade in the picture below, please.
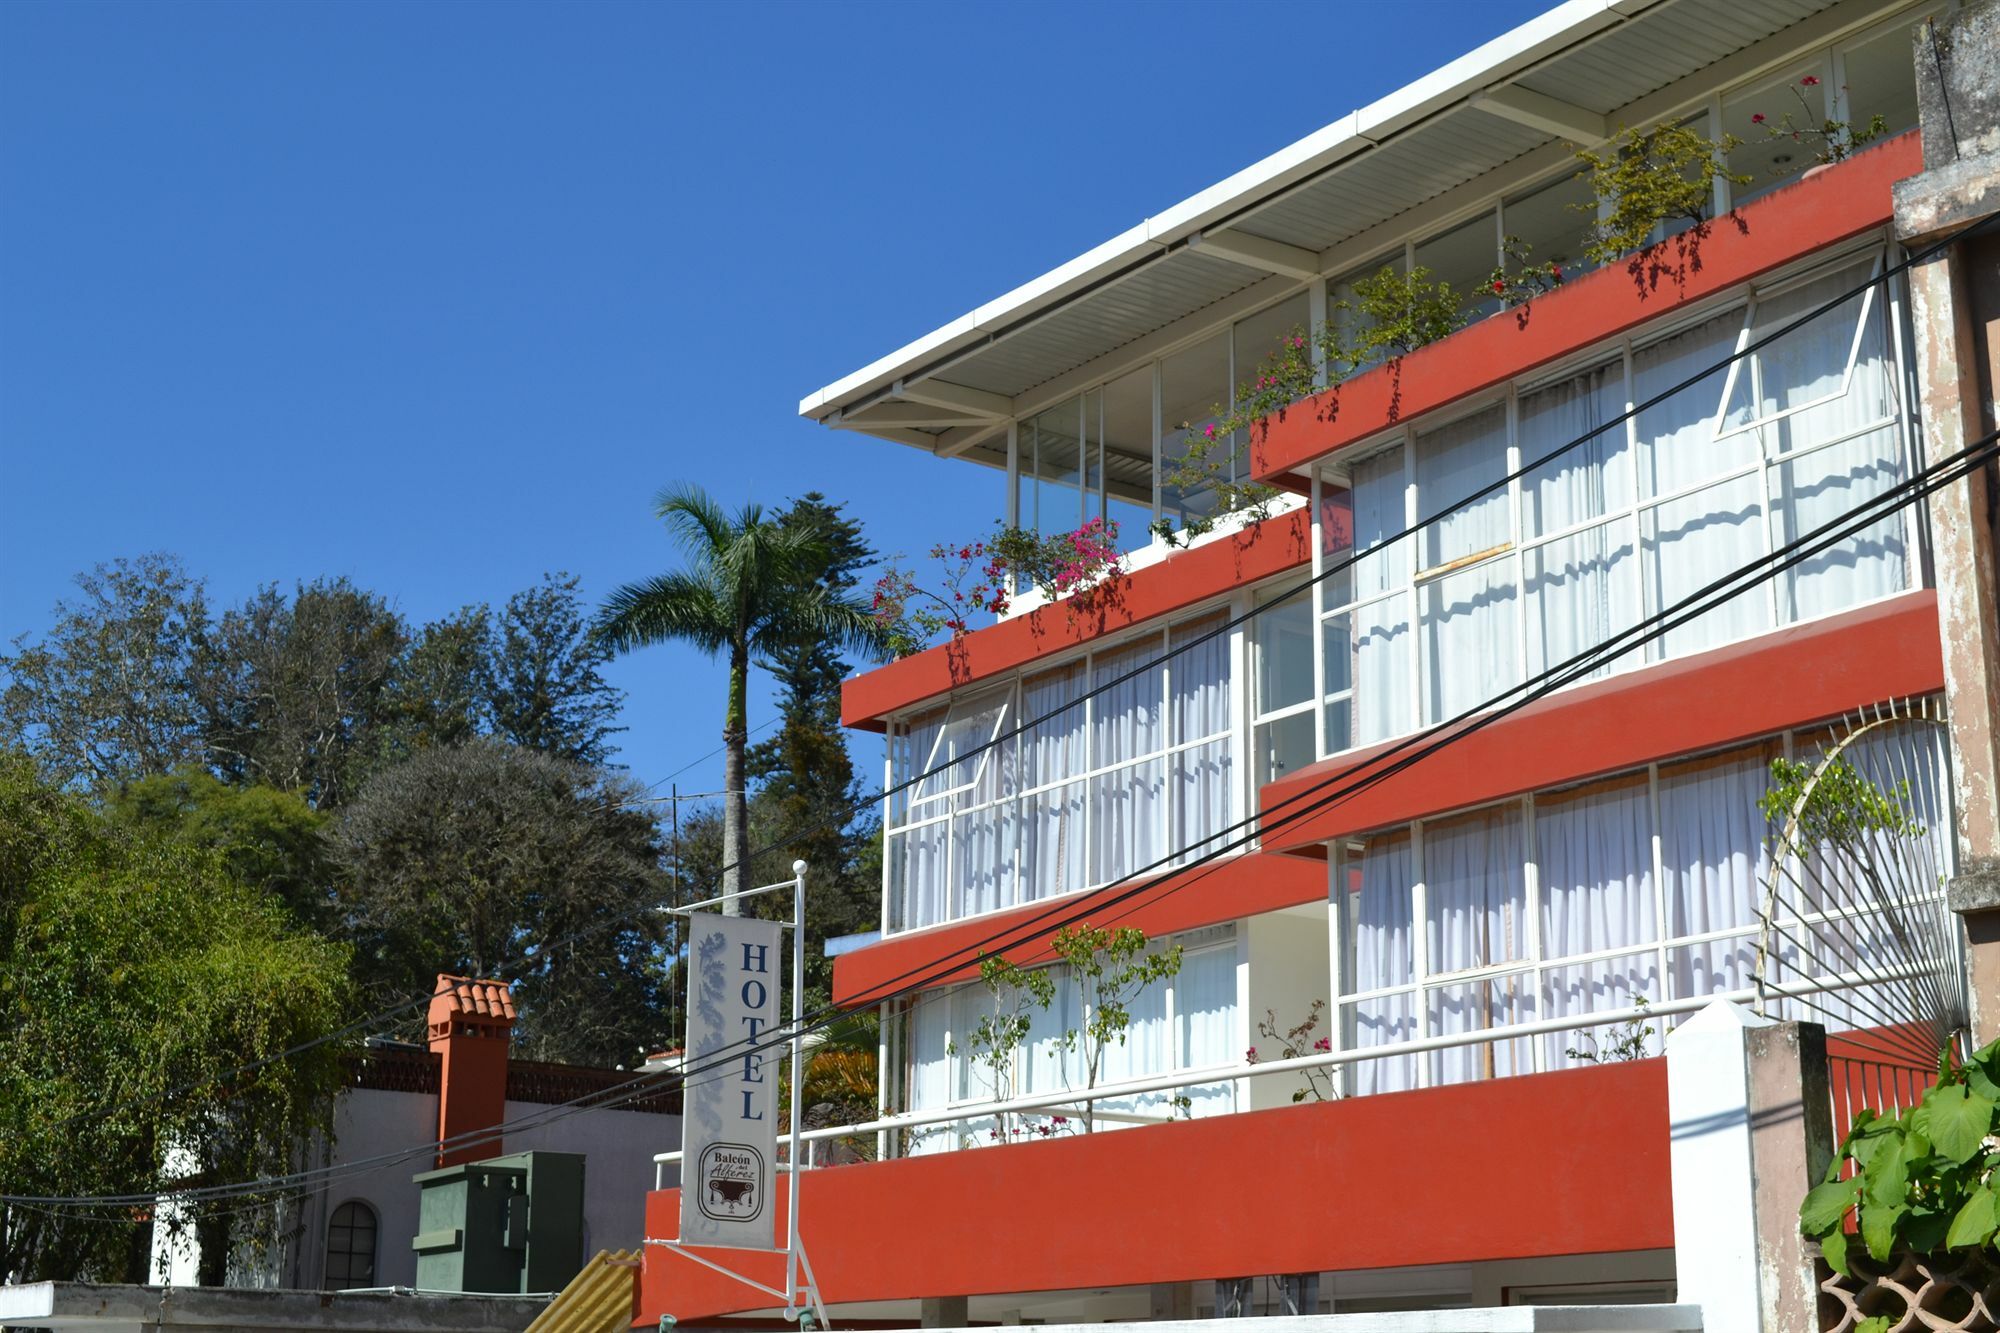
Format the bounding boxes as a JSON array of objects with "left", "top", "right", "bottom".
[{"left": 641, "top": 0, "right": 1991, "bottom": 1322}]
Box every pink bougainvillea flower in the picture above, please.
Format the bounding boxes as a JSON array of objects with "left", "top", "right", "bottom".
[
  {"left": 1800, "top": 74, "right": 1820, "bottom": 86},
  {"left": 1751, "top": 113, "right": 1766, "bottom": 124}
]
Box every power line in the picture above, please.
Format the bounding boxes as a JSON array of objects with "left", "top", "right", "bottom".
[
  {"left": 23, "top": 419, "right": 1992, "bottom": 1212},
  {"left": 28, "top": 218, "right": 1983, "bottom": 1148}
]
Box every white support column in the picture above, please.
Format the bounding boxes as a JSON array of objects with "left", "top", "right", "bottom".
[{"left": 1666, "top": 999, "right": 1832, "bottom": 1333}]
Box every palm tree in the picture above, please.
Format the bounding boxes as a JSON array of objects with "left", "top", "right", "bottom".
[{"left": 594, "top": 484, "right": 882, "bottom": 914}]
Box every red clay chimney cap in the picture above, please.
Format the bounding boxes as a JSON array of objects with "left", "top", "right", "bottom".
[{"left": 429, "top": 975, "right": 518, "bottom": 1028}]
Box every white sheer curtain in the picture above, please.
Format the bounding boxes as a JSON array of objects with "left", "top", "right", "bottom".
[
  {"left": 1521, "top": 361, "right": 1636, "bottom": 680},
  {"left": 1094, "top": 969, "right": 1172, "bottom": 1126},
  {"left": 1175, "top": 944, "right": 1239, "bottom": 1117},
  {"left": 1089, "top": 639, "right": 1166, "bottom": 886},
  {"left": 1019, "top": 666, "right": 1085, "bottom": 902},
  {"left": 1745, "top": 261, "right": 1908, "bottom": 622},
  {"left": 1663, "top": 744, "right": 1777, "bottom": 1005},
  {"left": 1424, "top": 807, "right": 1531, "bottom": 1082},
  {"left": 1350, "top": 448, "right": 1412, "bottom": 746},
  {"left": 1416, "top": 406, "right": 1517, "bottom": 723},
  {"left": 1171, "top": 616, "right": 1234, "bottom": 862},
  {"left": 905, "top": 994, "right": 954, "bottom": 1155},
  {"left": 1538, "top": 774, "right": 1661, "bottom": 1069},
  {"left": 1350, "top": 831, "right": 1417, "bottom": 1093},
  {"left": 1636, "top": 308, "right": 1770, "bottom": 660}
]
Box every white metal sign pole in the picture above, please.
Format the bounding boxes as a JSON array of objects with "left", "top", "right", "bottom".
[
  {"left": 785, "top": 859, "right": 809, "bottom": 1320},
  {"left": 679, "top": 912, "right": 783, "bottom": 1250}
]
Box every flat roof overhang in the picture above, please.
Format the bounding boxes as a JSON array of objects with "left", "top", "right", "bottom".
[{"left": 801, "top": 0, "right": 1907, "bottom": 473}]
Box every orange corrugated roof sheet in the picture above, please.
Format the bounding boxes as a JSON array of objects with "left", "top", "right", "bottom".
[{"left": 430, "top": 974, "right": 518, "bottom": 1024}]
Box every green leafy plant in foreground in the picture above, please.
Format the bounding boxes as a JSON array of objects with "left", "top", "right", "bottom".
[{"left": 1799, "top": 1039, "right": 2000, "bottom": 1277}]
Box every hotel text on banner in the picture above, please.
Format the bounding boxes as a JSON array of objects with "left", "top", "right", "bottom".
[{"left": 679, "top": 912, "right": 783, "bottom": 1250}]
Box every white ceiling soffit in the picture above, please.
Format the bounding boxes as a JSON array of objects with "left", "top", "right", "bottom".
[{"left": 802, "top": 0, "right": 1868, "bottom": 445}]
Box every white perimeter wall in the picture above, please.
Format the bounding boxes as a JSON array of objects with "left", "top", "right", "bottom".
[{"left": 1244, "top": 904, "right": 1333, "bottom": 1112}]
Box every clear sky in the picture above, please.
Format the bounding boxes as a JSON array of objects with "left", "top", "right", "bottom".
[{"left": 1, "top": 0, "right": 1550, "bottom": 799}]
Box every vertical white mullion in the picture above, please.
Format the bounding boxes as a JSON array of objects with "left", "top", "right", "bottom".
[
  {"left": 1507, "top": 387, "right": 1528, "bottom": 693},
  {"left": 1412, "top": 818, "right": 1431, "bottom": 1089},
  {"left": 1150, "top": 361, "right": 1164, "bottom": 532},
  {"left": 1308, "top": 280, "right": 1330, "bottom": 390},
  {"left": 1328, "top": 851, "right": 1348, "bottom": 1060},
  {"left": 1082, "top": 648, "right": 1096, "bottom": 890},
  {"left": 1649, "top": 762, "right": 1670, "bottom": 1016},
  {"left": 1229, "top": 590, "right": 1254, "bottom": 837},
  {"left": 1403, "top": 430, "right": 1423, "bottom": 732},
  {"left": 1162, "top": 625, "right": 1176, "bottom": 867},
  {"left": 1077, "top": 394, "right": 1089, "bottom": 531},
  {"left": 1311, "top": 469, "right": 1328, "bottom": 759},
  {"left": 1006, "top": 421, "right": 1021, "bottom": 531},
  {"left": 1624, "top": 340, "right": 1651, "bottom": 665},
  {"left": 1884, "top": 254, "right": 1922, "bottom": 591},
  {"left": 1747, "top": 301, "right": 1782, "bottom": 630},
  {"left": 1524, "top": 794, "right": 1545, "bottom": 1074}
]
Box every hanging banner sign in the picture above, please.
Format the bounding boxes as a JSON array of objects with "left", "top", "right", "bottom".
[{"left": 678, "top": 912, "right": 783, "bottom": 1250}]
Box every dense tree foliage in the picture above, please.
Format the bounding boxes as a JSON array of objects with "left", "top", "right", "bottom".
[
  {"left": 330, "top": 740, "right": 670, "bottom": 1066},
  {"left": 0, "top": 751, "right": 352, "bottom": 1283}
]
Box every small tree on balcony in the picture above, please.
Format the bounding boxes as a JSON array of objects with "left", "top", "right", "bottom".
[
  {"left": 1572, "top": 122, "right": 1751, "bottom": 298},
  {"left": 870, "top": 521, "right": 1126, "bottom": 660},
  {"left": 949, "top": 952, "right": 1056, "bottom": 1142},
  {"left": 1047, "top": 924, "right": 1184, "bottom": 1133}
]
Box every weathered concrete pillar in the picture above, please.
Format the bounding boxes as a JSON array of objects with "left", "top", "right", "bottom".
[
  {"left": 1667, "top": 1000, "right": 1833, "bottom": 1333},
  {"left": 1951, "top": 859, "right": 2000, "bottom": 1045},
  {"left": 920, "top": 1295, "right": 969, "bottom": 1328}
]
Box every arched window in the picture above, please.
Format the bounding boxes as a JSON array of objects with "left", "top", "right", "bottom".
[{"left": 324, "top": 1200, "right": 378, "bottom": 1290}]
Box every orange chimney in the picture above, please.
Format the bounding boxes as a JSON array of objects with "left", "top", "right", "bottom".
[{"left": 427, "top": 975, "right": 517, "bottom": 1168}]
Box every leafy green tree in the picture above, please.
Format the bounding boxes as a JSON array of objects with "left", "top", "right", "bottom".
[
  {"left": 106, "top": 767, "right": 333, "bottom": 929},
  {"left": 329, "top": 739, "right": 670, "bottom": 1065},
  {"left": 201, "top": 578, "right": 407, "bottom": 808},
  {"left": 0, "top": 750, "right": 352, "bottom": 1283},
  {"left": 488, "top": 574, "right": 625, "bottom": 767},
  {"left": 0, "top": 555, "right": 212, "bottom": 788},
  {"left": 594, "top": 485, "right": 881, "bottom": 914},
  {"left": 376, "top": 604, "right": 492, "bottom": 760}
]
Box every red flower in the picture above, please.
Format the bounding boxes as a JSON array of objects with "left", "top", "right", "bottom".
[
  {"left": 1491, "top": 279, "right": 1506, "bottom": 294},
  {"left": 1800, "top": 74, "right": 1820, "bottom": 86},
  {"left": 1751, "top": 113, "right": 1766, "bottom": 124}
]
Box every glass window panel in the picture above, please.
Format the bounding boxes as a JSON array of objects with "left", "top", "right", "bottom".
[
  {"left": 1525, "top": 517, "right": 1637, "bottom": 681},
  {"left": 1101, "top": 363, "right": 1157, "bottom": 553},
  {"left": 1174, "top": 738, "right": 1234, "bottom": 863},
  {"left": 1019, "top": 781, "right": 1085, "bottom": 901},
  {"left": 1175, "top": 945, "right": 1239, "bottom": 1116},
  {"left": 1520, "top": 361, "right": 1630, "bottom": 537},
  {"left": 1841, "top": 21, "right": 1924, "bottom": 144},
  {"left": 1729, "top": 259, "right": 1893, "bottom": 450},
  {"left": 1660, "top": 743, "right": 1778, "bottom": 1002},
  {"left": 1422, "top": 558, "right": 1519, "bottom": 722},
  {"left": 1319, "top": 473, "right": 1356, "bottom": 564},
  {"left": 1089, "top": 757, "right": 1166, "bottom": 886},
  {"left": 1724, "top": 70, "right": 1828, "bottom": 201},
  {"left": 1426, "top": 978, "right": 1533, "bottom": 1083},
  {"left": 1415, "top": 404, "right": 1510, "bottom": 569},
  {"left": 1254, "top": 710, "right": 1316, "bottom": 787},
  {"left": 1322, "top": 695, "right": 1352, "bottom": 757},
  {"left": 1169, "top": 614, "right": 1232, "bottom": 742},
  {"left": 1348, "top": 830, "right": 1417, "bottom": 1094},
  {"left": 1501, "top": 170, "right": 1598, "bottom": 280},
  {"left": 1350, "top": 446, "right": 1409, "bottom": 598},
  {"left": 1642, "top": 471, "right": 1770, "bottom": 660},
  {"left": 1771, "top": 431, "right": 1907, "bottom": 622},
  {"left": 1536, "top": 771, "right": 1659, "bottom": 1068},
  {"left": 1423, "top": 805, "right": 1528, "bottom": 973},
  {"left": 1159, "top": 332, "right": 1232, "bottom": 527},
  {"left": 1253, "top": 590, "right": 1314, "bottom": 715},
  {"left": 1020, "top": 665, "right": 1084, "bottom": 788},
  {"left": 1090, "top": 638, "right": 1166, "bottom": 767},
  {"left": 1320, "top": 612, "right": 1353, "bottom": 697},
  {"left": 1635, "top": 306, "right": 1754, "bottom": 498},
  {"left": 1353, "top": 594, "right": 1413, "bottom": 746},
  {"left": 1413, "top": 210, "right": 1502, "bottom": 322},
  {"left": 1023, "top": 397, "right": 1085, "bottom": 538}
]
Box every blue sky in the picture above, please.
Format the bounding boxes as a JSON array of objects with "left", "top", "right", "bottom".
[{"left": 0, "top": 0, "right": 1548, "bottom": 799}]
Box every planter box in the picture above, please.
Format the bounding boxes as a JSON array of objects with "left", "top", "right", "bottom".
[{"left": 1817, "top": 1248, "right": 2000, "bottom": 1331}]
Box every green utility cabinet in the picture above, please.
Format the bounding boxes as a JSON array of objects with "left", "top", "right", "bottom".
[{"left": 410, "top": 1151, "right": 585, "bottom": 1294}]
